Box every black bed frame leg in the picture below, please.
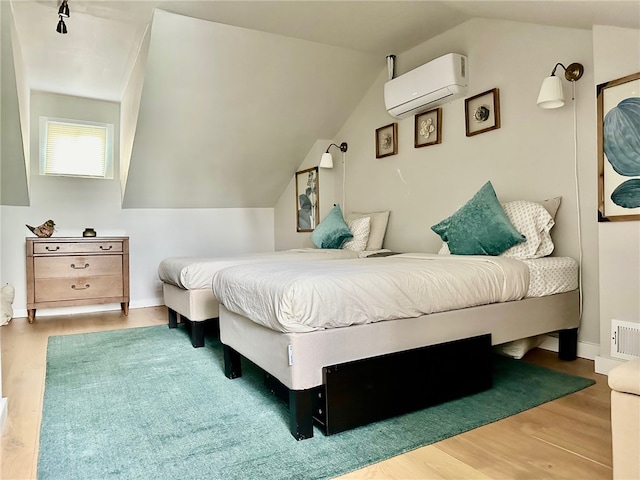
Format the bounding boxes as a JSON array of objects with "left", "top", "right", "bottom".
[
  {"left": 558, "top": 328, "right": 578, "bottom": 361},
  {"left": 168, "top": 308, "right": 178, "bottom": 329},
  {"left": 223, "top": 345, "right": 242, "bottom": 379},
  {"left": 289, "top": 389, "right": 314, "bottom": 440},
  {"left": 190, "top": 321, "right": 205, "bottom": 348}
]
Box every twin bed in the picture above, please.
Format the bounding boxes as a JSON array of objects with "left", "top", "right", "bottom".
[
  {"left": 213, "top": 253, "right": 579, "bottom": 439},
  {"left": 158, "top": 197, "right": 581, "bottom": 440},
  {"left": 158, "top": 248, "right": 378, "bottom": 346}
]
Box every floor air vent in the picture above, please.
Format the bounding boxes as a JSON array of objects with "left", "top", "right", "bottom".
[{"left": 611, "top": 319, "right": 640, "bottom": 360}]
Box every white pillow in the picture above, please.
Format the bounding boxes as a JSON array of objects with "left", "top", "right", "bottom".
[
  {"left": 342, "top": 216, "right": 371, "bottom": 252},
  {"left": 541, "top": 196, "right": 562, "bottom": 219},
  {"left": 347, "top": 211, "right": 390, "bottom": 250},
  {"left": 500, "top": 200, "right": 555, "bottom": 259},
  {"left": 438, "top": 242, "right": 450, "bottom": 255},
  {"left": 494, "top": 335, "right": 545, "bottom": 359}
]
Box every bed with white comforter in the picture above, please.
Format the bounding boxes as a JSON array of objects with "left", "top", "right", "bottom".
[
  {"left": 158, "top": 248, "right": 386, "bottom": 347},
  {"left": 159, "top": 248, "right": 365, "bottom": 290},
  {"left": 213, "top": 253, "right": 532, "bottom": 333},
  {"left": 214, "top": 253, "right": 580, "bottom": 439}
]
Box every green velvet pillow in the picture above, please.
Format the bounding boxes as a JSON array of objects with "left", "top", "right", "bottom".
[
  {"left": 311, "top": 204, "right": 353, "bottom": 249},
  {"left": 431, "top": 181, "right": 526, "bottom": 255}
]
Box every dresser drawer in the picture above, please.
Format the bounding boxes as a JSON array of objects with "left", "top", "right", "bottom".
[
  {"left": 34, "top": 276, "right": 124, "bottom": 302},
  {"left": 33, "top": 241, "right": 123, "bottom": 255},
  {"left": 34, "top": 256, "right": 122, "bottom": 278},
  {"left": 26, "top": 236, "right": 129, "bottom": 322}
]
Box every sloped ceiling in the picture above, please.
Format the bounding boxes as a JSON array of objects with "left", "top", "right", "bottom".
[{"left": 122, "top": 10, "right": 381, "bottom": 208}]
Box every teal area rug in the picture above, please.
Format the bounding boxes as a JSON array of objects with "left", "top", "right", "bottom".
[{"left": 38, "top": 326, "right": 594, "bottom": 480}]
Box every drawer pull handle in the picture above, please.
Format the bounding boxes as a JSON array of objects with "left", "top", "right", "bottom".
[
  {"left": 70, "top": 263, "right": 90, "bottom": 269},
  {"left": 99, "top": 245, "right": 113, "bottom": 251},
  {"left": 71, "top": 284, "right": 90, "bottom": 290},
  {"left": 45, "top": 246, "right": 60, "bottom": 251}
]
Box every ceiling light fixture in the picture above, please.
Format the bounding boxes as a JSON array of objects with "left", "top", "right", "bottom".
[
  {"left": 536, "top": 62, "right": 584, "bottom": 109},
  {"left": 56, "top": 0, "right": 69, "bottom": 34},
  {"left": 58, "top": 0, "right": 70, "bottom": 18},
  {"left": 56, "top": 16, "right": 67, "bottom": 34}
]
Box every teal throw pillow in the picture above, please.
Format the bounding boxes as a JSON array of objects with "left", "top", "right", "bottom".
[
  {"left": 431, "top": 181, "right": 526, "bottom": 255},
  {"left": 311, "top": 205, "right": 353, "bottom": 249}
]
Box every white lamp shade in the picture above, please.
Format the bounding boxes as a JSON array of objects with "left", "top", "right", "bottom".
[
  {"left": 537, "top": 75, "right": 565, "bottom": 109},
  {"left": 319, "top": 152, "right": 333, "bottom": 169}
]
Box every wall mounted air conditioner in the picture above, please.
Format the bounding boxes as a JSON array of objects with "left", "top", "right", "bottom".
[{"left": 384, "top": 53, "right": 468, "bottom": 119}]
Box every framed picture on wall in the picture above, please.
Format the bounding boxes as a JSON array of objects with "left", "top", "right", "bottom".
[
  {"left": 295, "top": 166, "right": 320, "bottom": 232},
  {"left": 465, "top": 88, "right": 501, "bottom": 137},
  {"left": 375, "top": 123, "right": 398, "bottom": 158},
  {"left": 414, "top": 108, "right": 442, "bottom": 148},
  {"left": 597, "top": 71, "right": 640, "bottom": 222}
]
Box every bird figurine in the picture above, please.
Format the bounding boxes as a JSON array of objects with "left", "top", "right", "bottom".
[{"left": 26, "top": 220, "right": 56, "bottom": 238}]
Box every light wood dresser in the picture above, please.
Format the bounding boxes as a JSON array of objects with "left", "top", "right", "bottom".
[{"left": 26, "top": 236, "right": 130, "bottom": 323}]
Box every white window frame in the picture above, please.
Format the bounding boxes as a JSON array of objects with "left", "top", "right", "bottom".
[{"left": 39, "top": 116, "right": 114, "bottom": 179}]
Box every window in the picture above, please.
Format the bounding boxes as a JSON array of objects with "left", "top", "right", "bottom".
[{"left": 40, "top": 117, "right": 114, "bottom": 179}]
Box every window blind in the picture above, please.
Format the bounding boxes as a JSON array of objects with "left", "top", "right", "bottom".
[{"left": 45, "top": 121, "right": 107, "bottom": 177}]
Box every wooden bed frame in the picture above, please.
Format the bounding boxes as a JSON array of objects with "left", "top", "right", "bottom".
[{"left": 219, "top": 290, "right": 580, "bottom": 440}]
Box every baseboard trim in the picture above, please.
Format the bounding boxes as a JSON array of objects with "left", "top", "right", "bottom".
[
  {"left": 11, "top": 297, "right": 164, "bottom": 319},
  {"left": 595, "top": 355, "right": 627, "bottom": 375},
  {"left": 538, "top": 335, "right": 598, "bottom": 361}
]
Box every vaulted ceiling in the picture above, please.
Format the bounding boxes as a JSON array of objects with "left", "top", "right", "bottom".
[{"left": 5, "top": 1, "right": 640, "bottom": 208}]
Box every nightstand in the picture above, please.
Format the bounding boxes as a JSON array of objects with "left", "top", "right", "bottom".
[{"left": 26, "top": 236, "right": 130, "bottom": 323}]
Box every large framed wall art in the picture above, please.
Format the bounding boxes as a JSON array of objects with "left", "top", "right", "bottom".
[
  {"left": 295, "top": 166, "right": 320, "bottom": 232},
  {"left": 597, "top": 72, "right": 640, "bottom": 221}
]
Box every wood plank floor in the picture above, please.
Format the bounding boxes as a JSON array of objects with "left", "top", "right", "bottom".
[{"left": 1, "top": 308, "right": 612, "bottom": 480}]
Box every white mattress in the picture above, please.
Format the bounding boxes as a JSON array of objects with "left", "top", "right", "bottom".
[
  {"left": 158, "top": 248, "right": 365, "bottom": 289},
  {"left": 212, "top": 253, "right": 532, "bottom": 333}
]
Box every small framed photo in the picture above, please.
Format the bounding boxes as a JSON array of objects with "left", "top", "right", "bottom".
[
  {"left": 414, "top": 108, "right": 442, "bottom": 148},
  {"left": 465, "top": 88, "right": 501, "bottom": 137},
  {"left": 295, "top": 166, "right": 319, "bottom": 232},
  {"left": 375, "top": 122, "right": 398, "bottom": 158}
]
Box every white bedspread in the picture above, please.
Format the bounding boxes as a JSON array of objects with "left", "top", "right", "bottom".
[
  {"left": 212, "top": 253, "right": 530, "bottom": 333},
  {"left": 158, "top": 248, "right": 363, "bottom": 289}
]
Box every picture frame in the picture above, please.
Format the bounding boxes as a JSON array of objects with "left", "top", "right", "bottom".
[
  {"left": 597, "top": 71, "right": 640, "bottom": 222},
  {"left": 465, "top": 88, "right": 501, "bottom": 137},
  {"left": 295, "top": 166, "right": 320, "bottom": 232},
  {"left": 414, "top": 108, "right": 442, "bottom": 148},
  {"left": 375, "top": 122, "right": 398, "bottom": 158}
]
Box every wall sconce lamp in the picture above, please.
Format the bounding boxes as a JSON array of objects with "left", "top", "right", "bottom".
[
  {"left": 56, "top": 0, "right": 69, "bottom": 34},
  {"left": 319, "top": 141, "right": 349, "bottom": 210},
  {"left": 319, "top": 142, "right": 348, "bottom": 169},
  {"left": 537, "top": 62, "right": 584, "bottom": 109}
]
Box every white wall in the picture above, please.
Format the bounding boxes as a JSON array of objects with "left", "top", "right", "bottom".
[
  {"left": 1, "top": 90, "right": 275, "bottom": 317},
  {"left": 593, "top": 25, "right": 640, "bottom": 373},
  {"left": 276, "top": 18, "right": 601, "bottom": 350},
  {"left": 3, "top": 206, "right": 274, "bottom": 316}
]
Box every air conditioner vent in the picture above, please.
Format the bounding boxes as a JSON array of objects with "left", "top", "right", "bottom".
[{"left": 611, "top": 319, "right": 640, "bottom": 360}]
